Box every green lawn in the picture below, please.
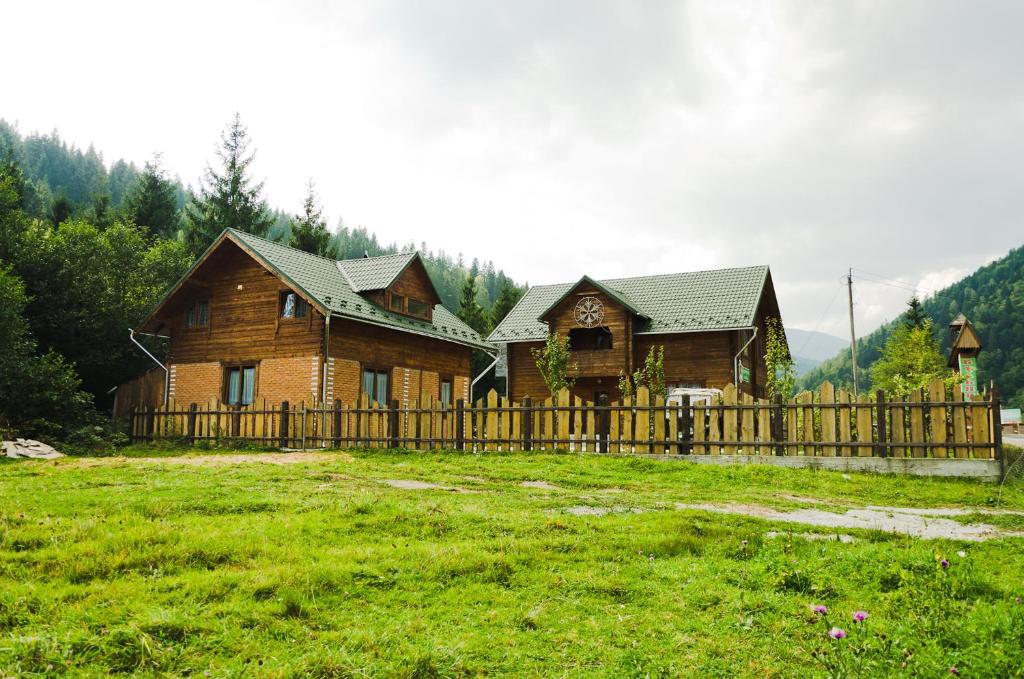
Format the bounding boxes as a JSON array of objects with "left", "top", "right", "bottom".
[{"left": 1, "top": 449, "right": 1023, "bottom": 677}]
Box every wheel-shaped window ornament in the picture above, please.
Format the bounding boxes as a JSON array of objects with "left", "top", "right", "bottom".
[{"left": 574, "top": 296, "right": 605, "bottom": 328}]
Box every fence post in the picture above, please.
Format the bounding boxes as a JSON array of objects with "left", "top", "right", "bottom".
[
  {"left": 680, "top": 395, "right": 691, "bottom": 455},
  {"left": 187, "top": 403, "right": 198, "bottom": 445},
  {"left": 300, "top": 404, "right": 307, "bottom": 450},
  {"left": 145, "top": 405, "right": 155, "bottom": 441},
  {"left": 522, "top": 396, "right": 533, "bottom": 451},
  {"left": 597, "top": 395, "right": 608, "bottom": 453},
  {"left": 389, "top": 399, "right": 400, "bottom": 449},
  {"left": 455, "top": 399, "right": 465, "bottom": 451},
  {"left": 875, "top": 390, "right": 887, "bottom": 457},
  {"left": 279, "top": 401, "right": 289, "bottom": 448},
  {"left": 773, "top": 393, "right": 784, "bottom": 456},
  {"left": 332, "top": 399, "right": 341, "bottom": 448},
  {"left": 993, "top": 385, "right": 1004, "bottom": 478}
]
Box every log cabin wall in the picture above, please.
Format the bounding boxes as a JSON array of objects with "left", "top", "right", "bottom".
[
  {"left": 328, "top": 317, "right": 472, "bottom": 407},
  {"left": 543, "top": 288, "right": 631, "bottom": 380},
  {"left": 634, "top": 331, "right": 737, "bottom": 393}
]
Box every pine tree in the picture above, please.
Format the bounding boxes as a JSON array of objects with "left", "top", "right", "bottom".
[
  {"left": 124, "top": 155, "right": 179, "bottom": 239},
  {"left": 184, "top": 113, "right": 273, "bottom": 254},
  {"left": 289, "top": 180, "right": 332, "bottom": 256},
  {"left": 905, "top": 295, "right": 927, "bottom": 329},
  {"left": 490, "top": 278, "right": 523, "bottom": 328},
  {"left": 457, "top": 274, "right": 488, "bottom": 335}
]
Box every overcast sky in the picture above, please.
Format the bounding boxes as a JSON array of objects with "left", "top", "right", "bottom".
[{"left": 4, "top": 0, "right": 1022, "bottom": 346}]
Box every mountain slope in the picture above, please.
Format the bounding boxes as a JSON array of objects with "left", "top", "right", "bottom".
[
  {"left": 798, "top": 245, "right": 1024, "bottom": 408},
  {"left": 786, "top": 328, "right": 849, "bottom": 376}
]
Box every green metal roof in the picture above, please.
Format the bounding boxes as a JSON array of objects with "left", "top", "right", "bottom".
[
  {"left": 337, "top": 251, "right": 420, "bottom": 292},
  {"left": 223, "top": 229, "right": 493, "bottom": 350},
  {"left": 488, "top": 265, "right": 770, "bottom": 343}
]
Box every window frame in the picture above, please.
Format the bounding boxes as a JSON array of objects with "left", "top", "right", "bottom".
[
  {"left": 223, "top": 363, "right": 258, "bottom": 406},
  {"left": 389, "top": 293, "right": 406, "bottom": 313},
  {"left": 407, "top": 298, "right": 430, "bottom": 318},
  {"left": 439, "top": 377, "right": 454, "bottom": 407},
  {"left": 185, "top": 299, "right": 210, "bottom": 329},
  {"left": 279, "top": 290, "right": 309, "bottom": 320},
  {"left": 361, "top": 366, "right": 391, "bottom": 406}
]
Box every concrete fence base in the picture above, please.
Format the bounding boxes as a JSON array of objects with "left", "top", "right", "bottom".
[{"left": 618, "top": 453, "right": 1004, "bottom": 481}]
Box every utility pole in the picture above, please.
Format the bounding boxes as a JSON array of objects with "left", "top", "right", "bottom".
[{"left": 847, "top": 268, "right": 859, "bottom": 397}]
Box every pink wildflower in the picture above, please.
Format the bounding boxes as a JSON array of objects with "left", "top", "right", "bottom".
[
  {"left": 813, "top": 605, "right": 827, "bottom": 615},
  {"left": 829, "top": 628, "right": 846, "bottom": 639},
  {"left": 852, "top": 610, "right": 868, "bottom": 622},
  {"left": 941, "top": 559, "right": 950, "bottom": 569}
]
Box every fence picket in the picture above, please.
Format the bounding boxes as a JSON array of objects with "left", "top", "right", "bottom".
[
  {"left": 786, "top": 393, "right": 798, "bottom": 456},
  {"left": 692, "top": 399, "right": 706, "bottom": 455},
  {"left": 801, "top": 391, "right": 815, "bottom": 456},
  {"left": 971, "top": 395, "right": 991, "bottom": 459},
  {"left": 573, "top": 396, "right": 583, "bottom": 452},
  {"left": 856, "top": 395, "right": 873, "bottom": 457},
  {"left": 721, "top": 384, "right": 737, "bottom": 455},
  {"left": 666, "top": 399, "right": 677, "bottom": 455},
  {"left": 609, "top": 400, "right": 621, "bottom": 453},
  {"left": 622, "top": 396, "right": 635, "bottom": 454},
  {"left": 909, "top": 389, "right": 925, "bottom": 458},
  {"left": 837, "top": 390, "right": 852, "bottom": 456},
  {"left": 952, "top": 383, "right": 968, "bottom": 459},
  {"left": 708, "top": 395, "right": 721, "bottom": 456},
  {"left": 585, "top": 401, "right": 596, "bottom": 453},
  {"left": 820, "top": 382, "right": 836, "bottom": 456},
  {"left": 635, "top": 388, "right": 650, "bottom": 454},
  {"left": 740, "top": 393, "right": 754, "bottom": 454},
  {"left": 890, "top": 396, "right": 906, "bottom": 457},
  {"left": 928, "top": 379, "right": 948, "bottom": 458}
]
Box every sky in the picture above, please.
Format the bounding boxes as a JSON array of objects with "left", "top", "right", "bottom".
[{"left": 4, "top": 0, "right": 1022, "bottom": 348}]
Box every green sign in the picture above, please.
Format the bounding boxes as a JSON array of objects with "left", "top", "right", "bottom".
[
  {"left": 740, "top": 365, "right": 751, "bottom": 383},
  {"left": 958, "top": 355, "right": 978, "bottom": 399}
]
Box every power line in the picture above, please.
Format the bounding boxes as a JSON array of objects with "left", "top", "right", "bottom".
[
  {"left": 793, "top": 280, "right": 844, "bottom": 359},
  {"left": 851, "top": 268, "right": 936, "bottom": 296}
]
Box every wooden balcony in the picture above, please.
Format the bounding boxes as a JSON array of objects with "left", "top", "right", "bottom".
[{"left": 570, "top": 349, "right": 626, "bottom": 378}]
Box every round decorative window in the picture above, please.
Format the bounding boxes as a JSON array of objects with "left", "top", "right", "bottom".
[{"left": 573, "top": 296, "right": 605, "bottom": 327}]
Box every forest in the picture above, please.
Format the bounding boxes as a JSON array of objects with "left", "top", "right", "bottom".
[
  {"left": 0, "top": 116, "right": 523, "bottom": 447},
  {"left": 798, "top": 245, "right": 1024, "bottom": 409}
]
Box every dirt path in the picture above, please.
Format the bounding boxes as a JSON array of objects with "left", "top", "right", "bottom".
[
  {"left": 674, "top": 502, "right": 1024, "bottom": 541},
  {"left": 65, "top": 452, "right": 352, "bottom": 467}
]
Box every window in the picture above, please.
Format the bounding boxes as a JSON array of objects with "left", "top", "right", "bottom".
[
  {"left": 280, "top": 291, "right": 308, "bottom": 319},
  {"left": 390, "top": 293, "right": 405, "bottom": 313},
  {"left": 408, "top": 298, "right": 430, "bottom": 318},
  {"left": 568, "top": 327, "right": 613, "bottom": 351},
  {"left": 185, "top": 300, "right": 209, "bottom": 328},
  {"left": 225, "top": 366, "right": 256, "bottom": 405},
  {"left": 440, "top": 379, "right": 453, "bottom": 407},
  {"left": 362, "top": 368, "right": 389, "bottom": 405}
]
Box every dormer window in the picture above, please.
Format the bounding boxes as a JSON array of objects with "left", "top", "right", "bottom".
[
  {"left": 280, "top": 291, "right": 308, "bottom": 319},
  {"left": 185, "top": 300, "right": 209, "bottom": 328},
  {"left": 390, "top": 293, "right": 405, "bottom": 313},
  {"left": 408, "top": 298, "right": 430, "bottom": 318}
]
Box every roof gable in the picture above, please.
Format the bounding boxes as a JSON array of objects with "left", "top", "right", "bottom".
[
  {"left": 488, "top": 265, "right": 771, "bottom": 343},
  {"left": 140, "top": 229, "right": 492, "bottom": 351},
  {"left": 537, "top": 275, "right": 649, "bottom": 322},
  {"left": 337, "top": 251, "right": 419, "bottom": 292}
]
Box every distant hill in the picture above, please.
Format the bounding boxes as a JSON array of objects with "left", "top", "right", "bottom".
[
  {"left": 797, "top": 244, "right": 1024, "bottom": 408},
  {"left": 786, "top": 328, "right": 848, "bottom": 376}
]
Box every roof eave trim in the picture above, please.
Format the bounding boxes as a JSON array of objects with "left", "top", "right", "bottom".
[
  {"left": 535, "top": 275, "right": 648, "bottom": 322},
  {"left": 329, "top": 311, "right": 494, "bottom": 352},
  {"left": 494, "top": 325, "right": 756, "bottom": 343}
]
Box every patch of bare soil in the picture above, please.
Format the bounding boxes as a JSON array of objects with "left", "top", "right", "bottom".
[
  {"left": 564, "top": 505, "right": 645, "bottom": 516},
  {"left": 521, "top": 480, "right": 560, "bottom": 490},
  {"left": 380, "top": 479, "right": 474, "bottom": 493},
  {"left": 675, "top": 502, "right": 1024, "bottom": 542},
  {"left": 766, "top": 531, "right": 857, "bottom": 543},
  {"left": 72, "top": 452, "right": 352, "bottom": 467}
]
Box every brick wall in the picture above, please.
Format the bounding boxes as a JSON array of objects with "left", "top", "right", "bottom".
[
  {"left": 169, "top": 362, "right": 221, "bottom": 405},
  {"left": 333, "top": 358, "right": 361, "bottom": 406},
  {"left": 260, "top": 356, "right": 320, "bottom": 406}
]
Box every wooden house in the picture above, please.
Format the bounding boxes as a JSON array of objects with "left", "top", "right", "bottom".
[
  {"left": 116, "top": 229, "right": 492, "bottom": 415},
  {"left": 488, "top": 266, "right": 783, "bottom": 402}
]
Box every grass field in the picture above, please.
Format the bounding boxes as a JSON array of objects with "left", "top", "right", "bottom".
[{"left": 2, "top": 448, "right": 1023, "bottom": 677}]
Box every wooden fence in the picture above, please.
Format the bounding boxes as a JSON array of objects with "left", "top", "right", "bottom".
[{"left": 129, "top": 380, "right": 1005, "bottom": 463}]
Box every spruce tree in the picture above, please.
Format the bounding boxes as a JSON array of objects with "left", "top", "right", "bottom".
[
  {"left": 185, "top": 113, "right": 273, "bottom": 254},
  {"left": 457, "top": 274, "right": 488, "bottom": 335},
  {"left": 905, "top": 295, "right": 927, "bottom": 329},
  {"left": 490, "top": 278, "right": 523, "bottom": 328},
  {"left": 124, "top": 155, "right": 179, "bottom": 239},
  {"left": 289, "top": 180, "right": 332, "bottom": 256}
]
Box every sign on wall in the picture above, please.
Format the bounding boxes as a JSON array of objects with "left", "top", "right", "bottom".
[
  {"left": 958, "top": 355, "right": 978, "bottom": 399},
  {"left": 739, "top": 363, "right": 751, "bottom": 383}
]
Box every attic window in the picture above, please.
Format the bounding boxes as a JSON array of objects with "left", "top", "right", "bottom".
[
  {"left": 408, "top": 298, "right": 430, "bottom": 318},
  {"left": 280, "top": 291, "right": 308, "bottom": 319},
  {"left": 185, "top": 300, "right": 209, "bottom": 328},
  {"left": 390, "top": 293, "right": 405, "bottom": 313}
]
